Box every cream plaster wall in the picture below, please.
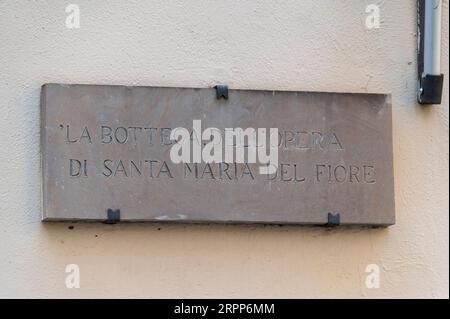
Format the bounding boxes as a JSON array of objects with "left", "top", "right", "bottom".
[{"left": 0, "top": 0, "right": 448, "bottom": 298}]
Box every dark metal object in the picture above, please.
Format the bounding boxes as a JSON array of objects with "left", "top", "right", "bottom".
[
  {"left": 325, "top": 213, "right": 340, "bottom": 227},
  {"left": 215, "top": 85, "right": 228, "bottom": 100},
  {"left": 417, "top": 0, "right": 444, "bottom": 105},
  {"left": 419, "top": 74, "right": 444, "bottom": 105},
  {"left": 104, "top": 209, "right": 120, "bottom": 224}
]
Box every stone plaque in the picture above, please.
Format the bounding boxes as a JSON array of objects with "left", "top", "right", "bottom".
[{"left": 41, "top": 84, "right": 395, "bottom": 226}]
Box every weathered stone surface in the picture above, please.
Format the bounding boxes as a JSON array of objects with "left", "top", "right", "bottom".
[{"left": 41, "top": 84, "right": 395, "bottom": 225}]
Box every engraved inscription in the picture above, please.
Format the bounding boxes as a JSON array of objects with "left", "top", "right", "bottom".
[{"left": 41, "top": 84, "right": 395, "bottom": 225}]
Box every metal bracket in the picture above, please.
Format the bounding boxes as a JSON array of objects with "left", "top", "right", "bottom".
[
  {"left": 215, "top": 85, "right": 229, "bottom": 100},
  {"left": 325, "top": 212, "right": 340, "bottom": 227},
  {"left": 419, "top": 74, "right": 444, "bottom": 104},
  {"left": 104, "top": 209, "right": 120, "bottom": 224}
]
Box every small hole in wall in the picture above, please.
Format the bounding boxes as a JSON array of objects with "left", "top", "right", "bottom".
[{"left": 68, "top": 225, "right": 74, "bottom": 230}]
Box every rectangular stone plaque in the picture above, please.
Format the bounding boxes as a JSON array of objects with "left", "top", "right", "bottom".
[{"left": 41, "top": 84, "right": 395, "bottom": 226}]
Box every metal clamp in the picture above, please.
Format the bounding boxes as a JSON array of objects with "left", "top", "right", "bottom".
[
  {"left": 419, "top": 74, "right": 444, "bottom": 104},
  {"left": 215, "top": 85, "right": 229, "bottom": 100},
  {"left": 325, "top": 212, "right": 340, "bottom": 227},
  {"left": 104, "top": 209, "right": 120, "bottom": 224}
]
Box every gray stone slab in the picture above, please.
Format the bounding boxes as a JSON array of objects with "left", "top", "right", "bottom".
[{"left": 41, "top": 84, "right": 395, "bottom": 226}]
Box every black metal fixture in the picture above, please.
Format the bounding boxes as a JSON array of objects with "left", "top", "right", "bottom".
[{"left": 417, "top": 0, "right": 444, "bottom": 104}]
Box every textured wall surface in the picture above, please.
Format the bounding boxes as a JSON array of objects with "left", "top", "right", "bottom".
[{"left": 0, "top": 0, "right": 448, "bottom": 298}]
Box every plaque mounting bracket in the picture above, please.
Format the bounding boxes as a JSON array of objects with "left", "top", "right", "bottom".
[
  {"left": 215, "top": 85, "right": 229, "bottom": 100},
  {"left": 104, "top": 209, "right": 121, "bottom": 224},
  {"left": 325, "top": 212, "right": 340, "bottom": 227}
]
